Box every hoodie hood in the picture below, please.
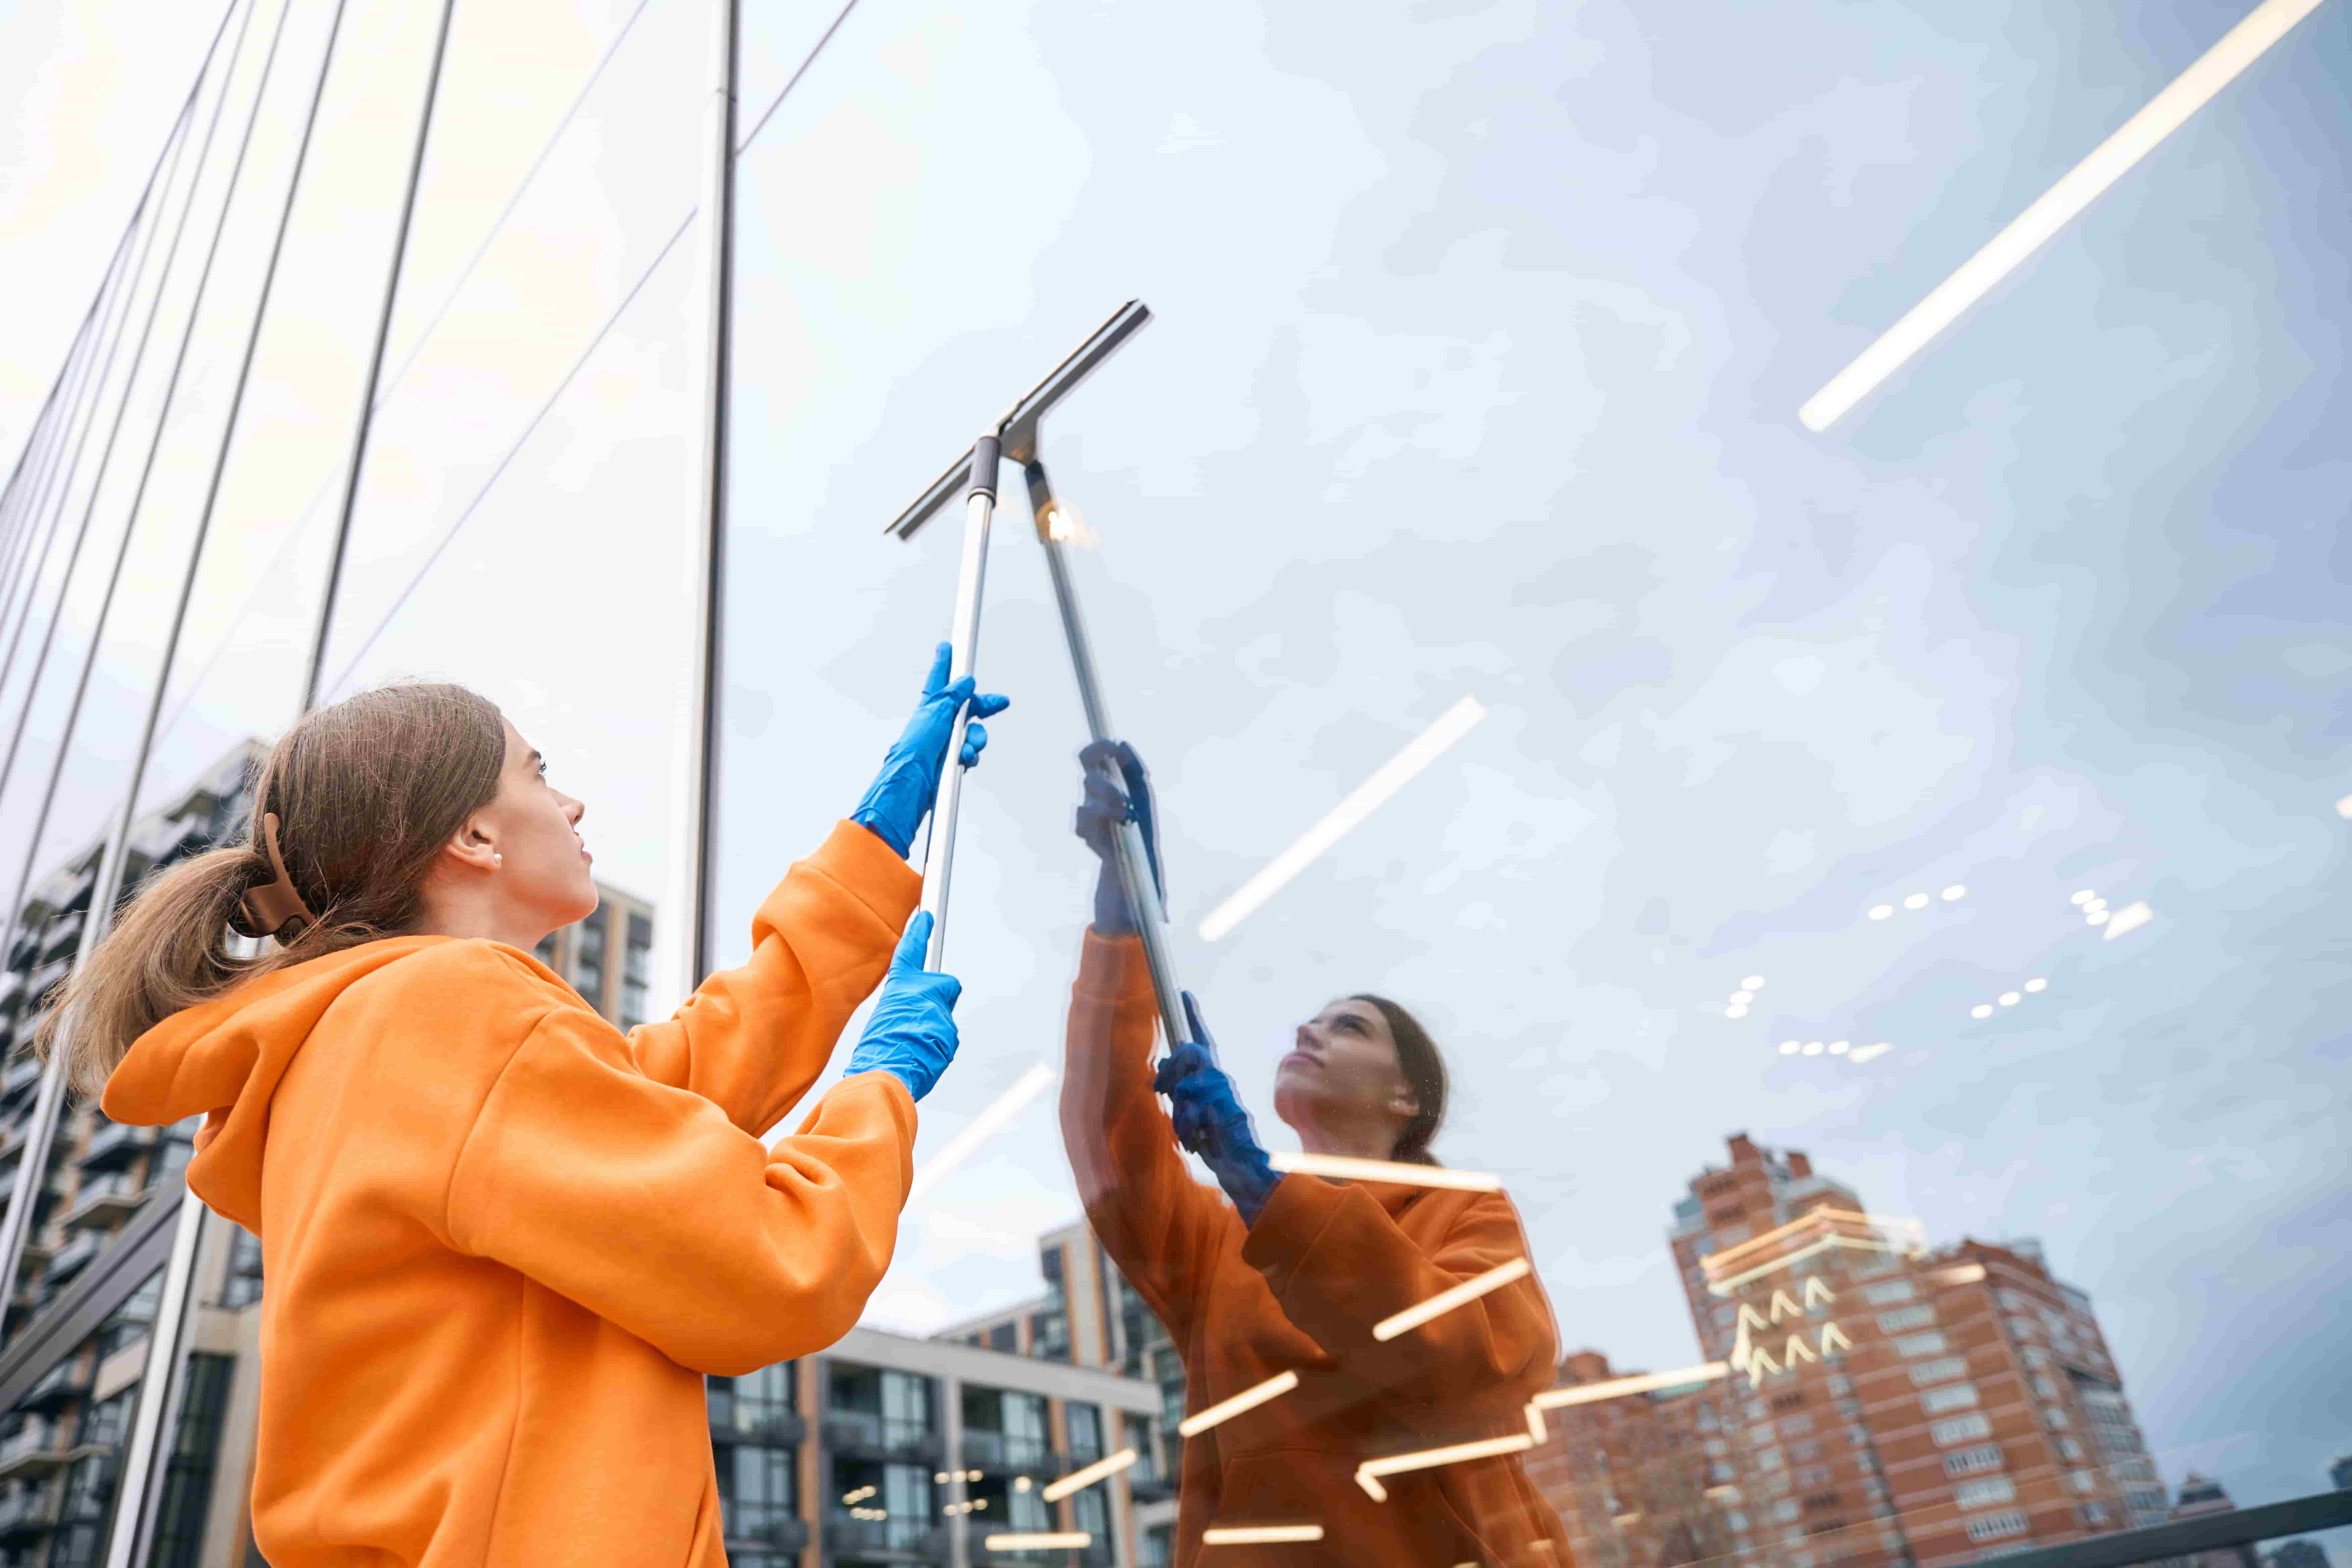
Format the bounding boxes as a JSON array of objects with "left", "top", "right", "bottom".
[{"left": 101, "top": 936, "right": 455, "bottom": 1233}]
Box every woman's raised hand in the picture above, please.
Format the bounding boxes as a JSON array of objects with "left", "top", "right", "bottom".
[
  {"left": 852, "top": 643, "right": 1012, "bottom": 858},
  {"left": 1152, "top": 990, "right": 1280, "bottom": 1224},
  {"left": 842, "top": 912, "right": 962, "bottom": 1103},
  {"left": 1073, "top": 739, "right": 1162, "bottom": 936}
]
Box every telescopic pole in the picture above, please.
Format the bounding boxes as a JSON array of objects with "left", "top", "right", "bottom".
[{"left": 1024, "top": 460, "right": 1189, "bottom": 1051}]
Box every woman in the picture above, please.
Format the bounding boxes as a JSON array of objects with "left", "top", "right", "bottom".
[
  {"left": 1062, "top": 743, "right": 1574, "bottom": 1567},
  {"left": 41, "top": 647, "right": 1006, "bottom": 1568}
]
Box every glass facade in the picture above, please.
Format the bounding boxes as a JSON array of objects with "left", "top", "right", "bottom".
[{"left": 0, "top": 1, "right": 2344, "bottom": 1566}]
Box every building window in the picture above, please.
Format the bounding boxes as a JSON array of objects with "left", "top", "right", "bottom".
[
  {"left": 152, "top": 1354, "right": 236, "bottom": 1568},
  {"left": 1073, "top": 1485, "right": 1111, "bottom": 1544},
  {"left": 2081, "top": 1502, "right": 2109, "bottom": 1527},
  {"left": 2069, "top": 1471, "right": 2097, "bottom": 1495},
  {"left": 620, "top": 912, "right": 651, "bottom": 1029},
  {"left": 1894, "top": 1331, "right": 1952, "bottom": 1358},
  {"left": 1877, "top": 1305, "right": 1937, "bottom": 1333},
  {"left": 721, "top": 1443, "right": 798, "bottom": 1550},
  {"left": 1860, "top": 1280, "right": 1918, "bottom": 1307},
  {"left": 1963, "top": 1509, "right": 2030, "bottom": 1542},
  {"left": 1064, "top": 1402, "right": 1103, "bottom": 1461},
  {"left": 1945, "top": 1445, "right": 2006, "bottom": 1478},
  {"left": 987, "top": 1323, "right": 1017, "bottom": 1353},
  {"left": 2045, "top": 1407, "right": 2071, "bottom": 1430},
  {"left": 1141, "top": 1524, "right": 1174, "bottom": 1567},
  {"left": 574, "top": 910, "right": 608, "bottom": 1009},
  {"left": 2059, "top": 1437, "right": 2085, "bottom": 1461},
  {"left": 1908, "top": 1357, "right": 1968, "bottom": 1386},
  {"left": 1778, "top": 1414, "right": 1815, "bottom": 1437},
  {"left": 220, "top": 1226, "right": 264, "bottom": 1308},
  {"left": 1930, "top": 1414, "right": 1995, "bottom": 1447},
  {"left": 1921, "top": 1384, "right": 1981, "bottom": 1414},
  {"left": 1954, "top": 1477, "right": 2017, "bottom": 1510}
]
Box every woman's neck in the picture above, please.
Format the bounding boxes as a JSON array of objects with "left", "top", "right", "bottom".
[{"left": 1291, "top": 1115, "right": 1398, "bottom": 1165}]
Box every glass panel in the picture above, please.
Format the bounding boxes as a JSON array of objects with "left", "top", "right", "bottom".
[{"left": 707, "top": 4, "right": 2347, "bottom": 1568}]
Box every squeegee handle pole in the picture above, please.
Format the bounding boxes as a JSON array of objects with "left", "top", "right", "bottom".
[
  {"left": 918, "top": 435, "right": 1000, "bottom": 970},
  {"left": 1114, "top": 817, "right": 1190, "bottom": 1049}
]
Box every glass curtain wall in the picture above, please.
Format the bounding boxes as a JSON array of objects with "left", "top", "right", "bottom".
[
  {"left": 710, "top": 1, "right": 2351, "bottom": 1566},
  {"left": 0, "top": 0, "right": 709, "bottom": 1562}
]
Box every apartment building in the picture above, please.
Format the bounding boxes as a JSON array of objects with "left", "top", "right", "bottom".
[
  {"left": 1659, "top": 1133, "right": 2167, "bottom": 1568},
  {"left": 938, "top": 1222, "right": 1183, "bottom": 1567},
  {"left": 2170, "top": 1473, "right": 2261, "bottom": 1568}
]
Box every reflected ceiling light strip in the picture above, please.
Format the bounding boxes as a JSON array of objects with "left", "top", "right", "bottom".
[
  {"left": 1267, "top": 1150, "right": 1502, "bottom": 1192},
  {"left": 1177, "top": 1370, "right": 1300, "bottom": 1437},
  {"left": 905, "top": 1062, "right": 1054, "bottom": 1204},
  {"left": 1372, "top": 1257, "right": 1531, "bottom": 1343},
  {"left": 1799, "top": 0, "right": 2329, "bottom": 432},
  {"left": 1354, "top": 1434, "right": 1534, "bottom": 1502},
  {"left": 1707, "top": 1233, "right": 1909, "bottom": 1295},
  {"left": 1525, "top": 1401, "right": 1548, "bottom": 1442},
  {"left": 1532, "top": 1362, "right": 1730, "bottom": 1410},
  {"left": 1202, "top": 1525, "right": 1326, "bottom": 1545},
  {"left": 984, "top": 1534, "right": 1091, "bottom": 1551},
  {"left": 1039, "top": 1448, "right": 1137, "bottom": 1503},
  {"left": 1198, "top": 697, "right": 1486, "bottom": 941},
  {"left": 2102, "top": 900, "right": 2153, "bottom": 941},
  {"left": 1926, "top": 1263, "right": 1988, "bottom": 1287},
  {"left": 1847, "top": 1043, "right": 1893, "bottom": 1064}
]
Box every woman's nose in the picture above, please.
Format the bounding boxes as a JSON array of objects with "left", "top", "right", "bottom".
[{"left": 564, "top": 796, "right": 585, "bottom": 826}]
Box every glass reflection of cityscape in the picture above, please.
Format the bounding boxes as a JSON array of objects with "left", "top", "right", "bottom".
[{"left": 0, "top": 749, "right": 2326, "bottom": 1567}]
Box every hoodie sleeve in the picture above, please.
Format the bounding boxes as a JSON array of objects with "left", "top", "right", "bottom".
[
  {"left": 447, "top": 1003, "right": 917, "bottom": 1376},
  {"left": 1239, "top": 1180, "right": 1557, "bottom": 1434},
  {"left": 624, "top": 820, "right": 920, "bottom": 1137},
  {"left": 1059, "top": 931, "right": 1240, "bottom": 1347}
]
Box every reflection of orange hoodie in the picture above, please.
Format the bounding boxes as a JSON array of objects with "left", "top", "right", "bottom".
[
  {"left": 103, "top": 822, "right": 921, "bottom": 1568},
  {"left": 1063, "top": 933, "right": 1575, "bottom": 1568}
]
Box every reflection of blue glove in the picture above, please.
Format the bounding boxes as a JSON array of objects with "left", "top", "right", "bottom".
[
  {"left": 843, "top": 913, "right": 962, "bottom": 1102},
  {"left": 1072, "top": 740, "right": 1163, "bottom": 936},
  {"left": 853, "top": 643, "right": 1013, "bottom": 857},
  {"left": 1152, "top": 991, "right": 1279, "bottom": 1224}
]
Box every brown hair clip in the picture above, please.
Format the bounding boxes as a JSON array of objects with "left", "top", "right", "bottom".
[{"left": 231, "top": 813, "right": 317, "bottom": 943}]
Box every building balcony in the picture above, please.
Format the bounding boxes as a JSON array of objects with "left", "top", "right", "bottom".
[
  {"left": 823, "top": 1414, "right": 943, "bottom": 1466},
  {"left": 0, "top": 1057, "right": 41, "bottom": 1106},
  {"left": 63, "top": 1172, "right": 142, "bottom": 1231},
  {"left": 824, "top": 1515, "right": 946, "bottom": 1562},
  {"left": 1128, "top": 1470, "right": 1176, "bottom": 1504},
  {"left": 712, "top": 1406, "right": 806, "bottom": 1447},
  {"left": 44, "top": 1232, "right": 99, "bottom": 1286},
  {"left": 0, "top": 1484, "right": 61, "bottom": 1536},
  {"left": 35, "top": 913, "right": 83, "bottom": 968},
  {"left": 79, "top": 1121, "right": 158, "bottom": 1172},
  {"left": 726, "top": 1515, "right": 810, "bottom": 1557},
  {"left": 961, "top": 1430, "right": 1055, "bottom": 1475},
  {"left": 18, "top": 1358, "right": 91, "bottom": 1414}
]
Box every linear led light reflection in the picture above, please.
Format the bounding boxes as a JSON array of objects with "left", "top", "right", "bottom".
[
  {"left": 1926, "top": 1263, "right": 1989, "bottom": 1287},
  {"left": 1373, "top": 1258, "right": 1532, "bottom": 1342},
  {"left": 1267, "top": 1150, "right": 1503, "bottom": 1191},
  {"left": 1202, "top": 1525, "right": 1327, "bottom": 1545},
  {"left": 1355, "top": 1434, "right": 1533, "bottom": 1501},
  {"left": 1798, "top": 0, "right": 2329, "bottom": 432},
  {"left": 1533, "top": 1363, "right": 1730, "bottom": 1409},
  {"left": 2102, "top": 900, "right": 2153, "bottom": 941},
  {"left": 1706, "top": 1233, "right": 1912, "bottom": 1295},
  {"left": 984, "top": 1534, "right": 1091, "bottom": 1551},
  {"left": 906, "top": 1062, "right": 1055, "bottom": 1203},
  {"left": 1178, "top": 1370, "right": 1300, "bottom": 1437},
  {"left": 1199, "top": 696, "right": 1487, "bottom": 941},
  {"left": 1040, "top": 1449, "right": 1137, "bottom": 1503}
]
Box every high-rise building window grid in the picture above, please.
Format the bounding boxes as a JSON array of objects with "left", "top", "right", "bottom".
[
  {"left": 620, "top": 912, "right": 652, "bottom": 1029},
  {"left": 151, "top": 1352, "right": 236, "bottom": 1568}
]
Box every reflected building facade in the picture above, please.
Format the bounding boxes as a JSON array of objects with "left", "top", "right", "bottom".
[{"left": 1661, "top": 1134, "right": 2165, "bottom": 1568}]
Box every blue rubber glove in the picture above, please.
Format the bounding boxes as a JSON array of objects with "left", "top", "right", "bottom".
[
  {"left": 853, "top": 643, "right": 1012, "bottom": 858},
  {"left": 1152, "top": 991, "right": 1280, "bottom": 1225},
  {"left": 842, "top": 912, "right": 962, "bottom": 1102},
  {"left": 1072, "top": 740, "right": 1163, "bottom": 936}
]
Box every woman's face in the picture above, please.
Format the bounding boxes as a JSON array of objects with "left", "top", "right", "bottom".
[
  {"left": 479, "top": 720, "right": 597, "bottom": 933},
  {"left": 1271, "top": 997, "right": 1417, "bottom": 1139}
]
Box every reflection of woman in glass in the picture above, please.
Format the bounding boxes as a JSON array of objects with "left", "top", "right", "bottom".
[
  {"left": 38, "top": 649, "right": 1004, "bottom": 1568},
  {"left": 1063, "top": 744, "right": 1574, "bottom": 1566}
]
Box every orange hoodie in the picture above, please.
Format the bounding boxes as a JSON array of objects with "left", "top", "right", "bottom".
[
  {"left": 1062, "top": 933, "right": 1575, "bottom": 1568},
  {"left": 102, "top": 821, "right": 922, "bottom": 1568}
]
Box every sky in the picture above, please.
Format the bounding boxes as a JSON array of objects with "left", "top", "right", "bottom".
[{"left": 1, "top": 0, "right": 2347, "bottom": 1551}]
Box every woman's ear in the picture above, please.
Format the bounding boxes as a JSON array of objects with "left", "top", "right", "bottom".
[
  {"left": 438, "top": 814, "right": 501, "bottom": 875},
  {"left": 1387, "top": 1088, "right": 1421, "bottom": 1118}
]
